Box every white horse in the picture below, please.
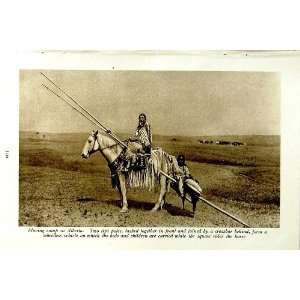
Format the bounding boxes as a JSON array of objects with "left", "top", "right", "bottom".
[{"left": 81, "top": 130, "right": 179, "bottom": 213}]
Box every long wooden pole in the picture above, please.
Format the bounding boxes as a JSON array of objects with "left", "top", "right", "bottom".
[
  {"left": 42, "top": 84, "right": 102, "bottom": 128},
  {"left": 41, "top": 73, "right": 127, "bottom": 148},
  {"left": 41, "top": 72, "right": 109, "bottom": 131},
  {"left": 159, "top": 170, "right": 250, "bottom": 228}
]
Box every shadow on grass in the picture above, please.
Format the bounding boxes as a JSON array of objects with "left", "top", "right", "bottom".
[
  {"left": 76, "top": 197, "right": 153, "bottom": 210},
  {"left": 164, "top": 203, "right": 194, "bottom": 218},
  {"left": 77, "top": 197, "right": 98, "bottom": 202},
  {"left": 76, "top": 196, "right": 194, "bottom": 217}
]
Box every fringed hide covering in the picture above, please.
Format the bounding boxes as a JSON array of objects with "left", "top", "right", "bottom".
[{"left": 127, "top": 148, "right": 180, "bottom": 191}]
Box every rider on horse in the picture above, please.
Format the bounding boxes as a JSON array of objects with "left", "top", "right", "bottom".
[
  {"left": 123, "top": 113, "right": 153, "bottom": 170},
  {"left": 130, "top": 113, "right": 152, "bottom": 154}
]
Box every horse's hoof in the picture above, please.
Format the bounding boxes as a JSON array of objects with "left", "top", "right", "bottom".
[
  {"left": 120, "top": 207, "right": 129, "bottom": 213},
  {"left": 151, "top": 206, "right": 159, "bottom": 212}
]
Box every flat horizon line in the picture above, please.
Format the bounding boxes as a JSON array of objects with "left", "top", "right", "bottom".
[{"left": 19, "top": 130, "right": 280, "bottom": 137}]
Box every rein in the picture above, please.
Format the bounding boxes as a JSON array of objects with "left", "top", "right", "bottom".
[
  {"left": 99, "top": 142, "right": 119, "bottom": 151},
  {"left": 93, "top": 134, "right": 128, "bottom": 152}
]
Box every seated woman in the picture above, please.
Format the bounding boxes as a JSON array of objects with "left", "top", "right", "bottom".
[
  {"left": 129, "top": 113, "right": 152, "bottom": 154},
  {"left": 124, "top": 113, "right": 152, "bottom": 169}
]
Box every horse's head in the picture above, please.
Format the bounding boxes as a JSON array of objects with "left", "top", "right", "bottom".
[{"left": 81, "top": 130, "right": 100, "bottom": 159}]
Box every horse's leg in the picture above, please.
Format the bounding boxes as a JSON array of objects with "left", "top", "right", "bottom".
[
  {"left": 161, "top": 180, "right": 172, "bottom": 208},
  {"left": 151, "top": 175, "right": 167, "bottom": 212},
  {"left": 116, "top": 181, "right": 123, "bottom": 208},
  {"left": 119, "top": 173, "right": 128, "bottom": 213},
  {"left": 182, "top": 197, "right": 185, "bottom": 210},
  {"left": 160, "top": 194, "right": 166, "bottom": 209},
  {"left": 160, "top": 179, "right": 170, "bottom": 209}
]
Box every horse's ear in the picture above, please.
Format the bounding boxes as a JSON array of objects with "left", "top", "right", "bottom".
[{"left": 95, "top": 130, "right": 98, "bottom": 135}]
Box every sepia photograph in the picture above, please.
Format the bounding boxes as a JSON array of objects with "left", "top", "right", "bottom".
[
  {"left": 19, "top": 69, "right": 280, "bottom": 228},
  {"left": 2, "top": 3, "right": 300, "bottom": 300}
]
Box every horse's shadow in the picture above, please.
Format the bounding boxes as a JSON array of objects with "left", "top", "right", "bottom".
[
  {"left": 77, "top": 197, "right": 153, "bottom": 210},
  {"left": 163, "top": 203, "right": 194, "bottom": 218},
  {"left": 76, "top": 197, "right": 194, "bottom": 217}
]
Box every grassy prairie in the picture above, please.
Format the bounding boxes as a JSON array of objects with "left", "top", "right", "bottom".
[{"left": 19, "top": 131, "right": 280, "bottom": 227}]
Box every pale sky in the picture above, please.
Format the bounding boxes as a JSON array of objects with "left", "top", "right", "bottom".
[{"left": 20, "top": 70, "right": 280, "bottom": 136}]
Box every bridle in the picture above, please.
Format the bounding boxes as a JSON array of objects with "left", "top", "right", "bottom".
[{"left": 90, "top": 133, "right": 126, "bottom": 153}]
